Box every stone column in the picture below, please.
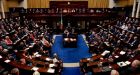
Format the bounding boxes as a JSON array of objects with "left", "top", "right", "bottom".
[
  {"left": 136, "top": 0, "right": 140, "bottom": 18},
  {"left": 132, "top": 0, "right": 136, "bottom": 17},
  {"left": 1, "top": 0, "right": 5, "bottom": 18}
]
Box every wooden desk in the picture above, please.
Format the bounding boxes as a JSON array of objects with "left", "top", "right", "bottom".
[
  {"left": 80, "top": 50, "right": 140, "bottom": 74},
  {"left": 63, "top": 34, "right": 78, "bottom": 48}
]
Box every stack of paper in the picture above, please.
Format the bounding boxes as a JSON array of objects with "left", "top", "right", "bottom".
[
  {"left": 47, "top": 68, "right": 55, "bottom": 73},
  {"left": 117, "top": 62, "right": 127, "bottom": 67},
  {"left": 35, "top": 54, "right": 41, "bottom": 57},
  {"left": 32, "top": 67, "right": 39, "bottom": 71},
  {"left": 4, "top": 60, "right": 11, "bottom": 63},
  {"left": 46, "top": 58, "right": 52, "bottom": 61},
  {"left": 87, "top": 58, "right": 91, "bottom": 61},
  {"left": 34, "top": 52, "right": 39, "bottom": 56},
  {"left": 114, "top": 55, "right": 119, "bottom": 58},
  {"left": 64, "top": 38, "right": 69, "bottom": 41},
  {"left": 109, "top": 66, "right": 112, "bottom": 68},
  {"left": 120, "top": 51, "right": 126, "bottom": 55},
  {"left": 25, "top": 48, "right": 29, "bottom": 50},
  {"left": 125, "top": 61, "right": 131, "bottom": 65},
  {"left": 104, "top": 42, "right": 110, "bottom": 46},
  {"left": 101, "top": 50, "right": 110, "bottom": 56},
  {"left": 49, "top": 64, "right": 55, "bottom": 67},
  {"left": 0, "top": 55, "right": 2, "bottom": 59}
]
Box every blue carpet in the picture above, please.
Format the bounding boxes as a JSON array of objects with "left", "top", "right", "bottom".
[
  {"left": 52, "top": 35, "right": 92, "bottom": 75},
  {"left": 62, "top": 67, "right": 83, "bottom": 75},
  {"left": 52, "top": 35, "right": 91, "bottom": 63}
]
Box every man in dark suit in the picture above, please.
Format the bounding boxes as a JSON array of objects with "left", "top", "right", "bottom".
[{"left": 130, "top": 36, "right": 139, "bottom": 49}]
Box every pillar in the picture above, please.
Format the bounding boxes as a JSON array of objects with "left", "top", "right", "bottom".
[
  {"left": 136, "top": 0, "right": 140, "bottom": 18},
  {"left": 132, "top": 0, "right": 136, "bottom": 17},
  {"left": 1, "top": 0, "right": 5, "bottom": 18}
]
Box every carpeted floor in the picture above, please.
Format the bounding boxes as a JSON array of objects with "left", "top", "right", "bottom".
[
  {"left": 52, "top": 35, "right": 91, "bottom": 75},
  {"left": 62, "top": 67, "right": 83, "bottom": 75}
]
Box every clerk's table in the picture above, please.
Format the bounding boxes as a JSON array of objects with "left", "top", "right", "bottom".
[{"left": 63, "top": 33, "right": 77, "bottom": 48}]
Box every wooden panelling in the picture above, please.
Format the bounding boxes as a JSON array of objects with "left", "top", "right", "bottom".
[
  {"left": 27, "top": 0, "right": 40, "bottom": 8},
  {"left": 27, "top": 0, "right": 49, "bottom": 8},
  {"left": 27, "top": 0, "right": 134, "bottom": 8},
  {"left": 0, "top": 0, "right": 135, "bottom": 12},
  {"left": 40, "top": 0, "right": 49, "bottom": 8},
  {"left": 128, "top": 0, "right": 134, "bottom": 5},
  {"left": 88, "top": 0, "right": 109, "bottom": 8},
  {"left": 1, "top": 0, "right": 19, "bottom": 12},
  {"left": 50, "top": 0, "right": 88, "bottom": 1},
  {"left": 50, "top": 1, "right": 88, "bottom": 8},
  {"left": 7, "top": 1, "right": 19, "bottom": 7},
  {"left": 115, "top": 0, "right": 134, "bottom": 7}
]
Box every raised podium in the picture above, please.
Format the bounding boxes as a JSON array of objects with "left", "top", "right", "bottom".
[{"left": 63, "top": 33, "right": 77, "bottom": 48}]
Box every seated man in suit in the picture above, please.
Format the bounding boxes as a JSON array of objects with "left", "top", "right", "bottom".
[
  {"left": 64, "top": 29, "right": 70, "bottom": 38},
  {"left": 130, "top": 36, "right": 139, "bottom": 49}
]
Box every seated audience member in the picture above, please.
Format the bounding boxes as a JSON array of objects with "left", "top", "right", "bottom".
[
  {"left": 4, "top": 36, "right": 13, "bottom": 46},
  {"left": 136, "top": 44, "right": 140, "bottom": 50},
  {"left": 1, "top": 38, "right": 11, "bottom": 50},
  {"left": 131, "top": 26, "right": 137, "bottom": 32},
  {"left": 131, "top": 60, "right": 140, "bottom": 69},
  {"left": 20, "top": 58, "right": 26, "bottom": 65},
  {"left": 121, "top": 23, "right": 128, "bottom": 30},
  {"left": 11, "top": 33, "right": 19, "bottom": 43},
  {"left": 2, "top": 71, "right": 9, "bottom": 75},
  {"left": 110, "top": 70, "right": 120, "bottom": 75},
  {"left": 39, "top": 35, "right": 51, "bottom": 50},
  {"left": 130, "top": 36, "right": 139, "bottom": 49},
  {"left": 136, "top": 27, "right": 140, "bottom": 34},
  {"left": 16, "top": 41, "right": 26, "bottom": 51},
  {"left": 0, "top": 45, "right": 3, "bottom": 50},
  {"left": 64, "top": 29, "right": 69, "bottom": 34},
  {"left": 64, "top": 29, "right": 70, "bottom": 37},
  {"left": 33, "top": 71, "right": 40, "bottom": 75},
  {"left": 29, "top": 31, "right": 36, "bottom": 42},
  {"left": 15, "top": 49, "right": 26, "bottom": 60},
  {"left": 53, "top": 53, "right": 59, "bottom": 63},
  {"left": 25, "top": 36, "right": 34, "bottom": 46},
  {"left": 11, "top": 68, "right": 19, "bottom": 75},
  {"left": 119, "top": 30, "right": 126, "bottom": 40},
  {"left": 127, "top": 34, "right": 134, "bottom": 44},
  {"left": 11, "top": 49, "right": 18, "bottom": 60}
]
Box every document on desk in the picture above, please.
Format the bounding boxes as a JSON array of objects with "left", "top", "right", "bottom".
[
  {"left": 47, "top": 68, "right": 55, "bottom": 73},
  {"left": 0, "top": 55, "right": 2, "bottom": 58},
  {"left": 101, "top": 50, "right": 110, "bottom": 56},
  {"left": 117, "top": 62, "right": 127, "bottom": 67},
  {"left": 125, "top": 61, "right": 131, "bottom": 65},
  {"left": 46, "top": 58, "right": 52, "bottom": 61},
  {"left": 87, "top": 58, "right": 91, "bottom": 61},
  {"left": 34, "top": 52, "right": 39, "bottom": 56},
  {"left": 35, "top": 54, "right": 42, "bottom": 57},
  {"left": 120, "top": 51, "right": 126, "bottom": 55},
  {"left": 104, "top": 42, "right": 110, "bottom": 46},
  {"left": 4, "top": 60, "right": 11, "bottom": 63},
  {"left": 49, "top": 64, "right": 55, "bottom": 67},
  {"left": 31, "top": 67, "right": 39, "bottom": 71},
  {"left": 114, "top": 55, "right": 119, "bottom": 58}
]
